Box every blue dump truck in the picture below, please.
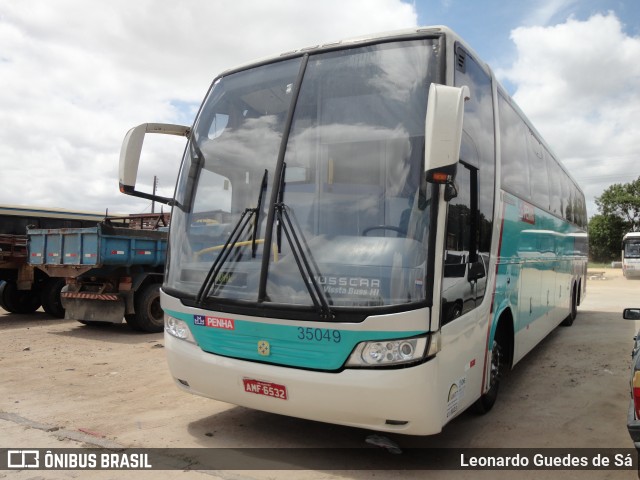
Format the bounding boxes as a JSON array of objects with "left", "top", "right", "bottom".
[
  {"left": 0, "top": 204, "right": 107, "bottom": 317},
  {"left": 28, "top": 214, "right": 168, "bottom": 332}
]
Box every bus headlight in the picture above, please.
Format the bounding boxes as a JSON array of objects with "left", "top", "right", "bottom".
[
  {"left": 165, "top": 316, "right": 196, "bottom": 344},
  {"left": 345, "top": 334, "right": 437, "bottom": 367}
]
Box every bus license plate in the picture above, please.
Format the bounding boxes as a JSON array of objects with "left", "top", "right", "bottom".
[{"left": 242, "top": 378, "right": 288, "bottom": 400}]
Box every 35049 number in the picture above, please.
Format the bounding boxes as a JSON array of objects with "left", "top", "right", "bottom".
[{"left": 297, "top": 327, "right": 341, "bottom": 343}]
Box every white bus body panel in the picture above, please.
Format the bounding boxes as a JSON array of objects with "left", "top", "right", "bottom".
[
  {"left": 165, "top": 333, "right": 447, "bottom": 435},
  {"left": 162, "top": 293, "right": 490, "bottom": 435}
]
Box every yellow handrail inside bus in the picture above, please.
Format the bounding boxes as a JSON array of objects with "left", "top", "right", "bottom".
[{"left": 194, "top": 239, "right": 279, "bottom": 262}]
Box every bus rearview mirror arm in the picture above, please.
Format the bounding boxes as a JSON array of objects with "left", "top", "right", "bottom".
[
  {"left": 119, "top": 123, "right": 191, "bottom": 205},
  {"left": 444, "top": 182, "right": 458, "bottom": 202},
  {"left": 424, "top": 83, "right": 470, "bottom": 194}
]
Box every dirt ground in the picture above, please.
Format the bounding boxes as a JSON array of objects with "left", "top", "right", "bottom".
[{"left": 1, "top": 268, "right": 638, "bottom": 479}]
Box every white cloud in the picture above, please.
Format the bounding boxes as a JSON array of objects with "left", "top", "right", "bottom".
[
  {"left": 498, "top": 12, "right": 640, "bottom": 218},
  {"left": 0, "top": 0, "right": 417, "bottom": 213},
  {"left": 521, "top": 0, "right": 578, "bottom": 27}
]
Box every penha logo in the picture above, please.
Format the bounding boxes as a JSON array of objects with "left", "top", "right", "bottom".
[{"left": 205, "top": 316, "right": 235, "bottom": 330}]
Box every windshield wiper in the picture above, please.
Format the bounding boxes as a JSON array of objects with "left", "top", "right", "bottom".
[
  {"left": 276, "top": 163, "right": 286, "bottom": 253},
  {"left": 274, "top": 202, "right": 334, "bottom": 320},
  {"left": 196, "top": 169, "right": 268, "bottom": 304},
  {"left": 252, "top": 169, "right": 269, "bottom": 258}
]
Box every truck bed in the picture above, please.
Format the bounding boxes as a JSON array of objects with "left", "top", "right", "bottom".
[
  {"left": 28, "top": 223, "right": 167, "bottom": 277},
  {"left": 0, "top": 234, "right": 28, "bottom": 269}
]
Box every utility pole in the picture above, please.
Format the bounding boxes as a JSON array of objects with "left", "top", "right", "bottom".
[{"left": 151, "top": 176, "right": 158, "bottom": 213}]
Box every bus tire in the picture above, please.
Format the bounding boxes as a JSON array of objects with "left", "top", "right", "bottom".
[
  {"left": 472, "top": 330, "right": 505, "bottom": 414},
  {"left": 0, "top": 280, "right": 41, "bottom": 314},
  {"left": 40, "top": 278, "right": 66, "bottom": 318},
  {"left": 561, "top": 284, "right": 577, "bottom": 327},
  {"left": 126, "top": 283, "right": 164, "bottom": 333}
]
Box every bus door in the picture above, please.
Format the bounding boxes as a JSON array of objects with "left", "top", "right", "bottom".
[{"left": 438, "top": 160, "right": 488, "bottom": 419}]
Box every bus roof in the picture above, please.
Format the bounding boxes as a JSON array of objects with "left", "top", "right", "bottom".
[{"left": 217, "top": 25, "right": 478, "bottom": 77}]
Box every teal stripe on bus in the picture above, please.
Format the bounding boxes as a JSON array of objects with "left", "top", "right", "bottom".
[
  {"left": 165, "top": 309, "right": 425, "bottom": 371},
  {"left": 491, "top": 193, "right": 586, "bottom": 335}
]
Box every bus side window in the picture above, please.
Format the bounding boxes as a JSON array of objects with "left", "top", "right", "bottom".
[
  {"left": 452, "top": 44, "right": 495, "bottom": 324},
  {"left": 442, "top": 162, "right": 482, "bottom": 324},
  {"left": 528, "top": 130, "right": 550, "bottom": 211},
  {"left": 547, "top": 153, "right": 563, "bottom": 216}
]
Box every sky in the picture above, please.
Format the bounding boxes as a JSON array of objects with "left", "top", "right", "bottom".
[{"left": 0, "top": 0, "right": 639, "bottom": 218}]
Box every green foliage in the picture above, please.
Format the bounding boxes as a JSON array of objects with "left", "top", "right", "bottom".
[
  {"left": 589, "top": 176, "right": 640, "bottom": 262},
  {"left": 595, "top": 176, "right": 640, "bottom": 229},
  {"left": 588, "top": 214, "right": 626, "bottom": 262}
]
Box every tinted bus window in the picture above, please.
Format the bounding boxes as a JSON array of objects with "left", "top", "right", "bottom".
[
  {"left": 498, "top": 94, "right": 530, "bottom": 201},
  {"left": 527, "top": 131, "right": 549, "bottom": 210},
  {"left": 547, "top": 153, "right": 563, "bottom": 216}
]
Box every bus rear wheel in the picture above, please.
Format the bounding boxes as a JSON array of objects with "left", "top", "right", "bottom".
[{"left": 561, "top": 284, "right": 577, "bottom": 327}]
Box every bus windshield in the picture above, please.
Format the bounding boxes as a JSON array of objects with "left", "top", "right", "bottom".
[
  {"left": 625, "top": 240, "right": 640, "bottom": 258},
  {"left": 166, "top": 39, "right": 439, "bottom": 315}
]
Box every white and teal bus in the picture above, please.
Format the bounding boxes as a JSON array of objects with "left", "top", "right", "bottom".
[
  {"left": 622, "top": 232, "right": 640, "bottom": 278},
  {"left": 119, "top": 26, "right": 587, "bottom": 435}
]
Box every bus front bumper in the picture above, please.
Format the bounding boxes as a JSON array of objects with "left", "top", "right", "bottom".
[
  {"left": 165, "top": 332, "right": 443, "bottom": 436},
  {"left": 624, "top": 266, "right": 640, "bottom": 278}
]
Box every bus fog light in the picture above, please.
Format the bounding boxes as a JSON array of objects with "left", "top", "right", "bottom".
[
  {"left": 346, "top": 336, "right": 429, "bottom": 367},
  {"left": 166, "top": 316, "right": 196, "bottom": 343}
]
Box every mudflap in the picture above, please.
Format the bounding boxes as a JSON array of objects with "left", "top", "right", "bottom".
[{"left": 61, "top": 297, "right": 126, "bottom": 324}]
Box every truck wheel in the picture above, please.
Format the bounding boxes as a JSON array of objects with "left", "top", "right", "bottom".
[
  {"left": 0, "top": 280, "right": 41, "bottom": 314},
  {"left": 0, "top": 281, "right": 9, "bottom": 312},
  {"left": 40, "top": 278, "right": 66, "bottom": 318},
  {"left": 127, "top": 283, "right": 164, "bottom": 333}
]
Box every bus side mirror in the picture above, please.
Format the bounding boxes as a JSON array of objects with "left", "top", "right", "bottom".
[
  {"left": 623, "top": 308, "right": 640, "bottom": 320},
  {"left": 119, "top": 123, "right": 190, "bottom": 204},
  {"left": 424, "top": 83, "right": 470, "bottom": 188}
]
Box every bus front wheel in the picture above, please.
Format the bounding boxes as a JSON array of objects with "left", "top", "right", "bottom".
[{"left": 472, "top": 333, "right": 504, "bottom": 414}]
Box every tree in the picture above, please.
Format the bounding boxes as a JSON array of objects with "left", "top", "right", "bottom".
[
  {"left": 595, "top": 176, "right": 640, "bottom": 231},
  {"left": 589, "top": 176, "right": 640, "bottom": 262},
  {"left": 587, "top": 214, "right": 626, "bottom": 263}
]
